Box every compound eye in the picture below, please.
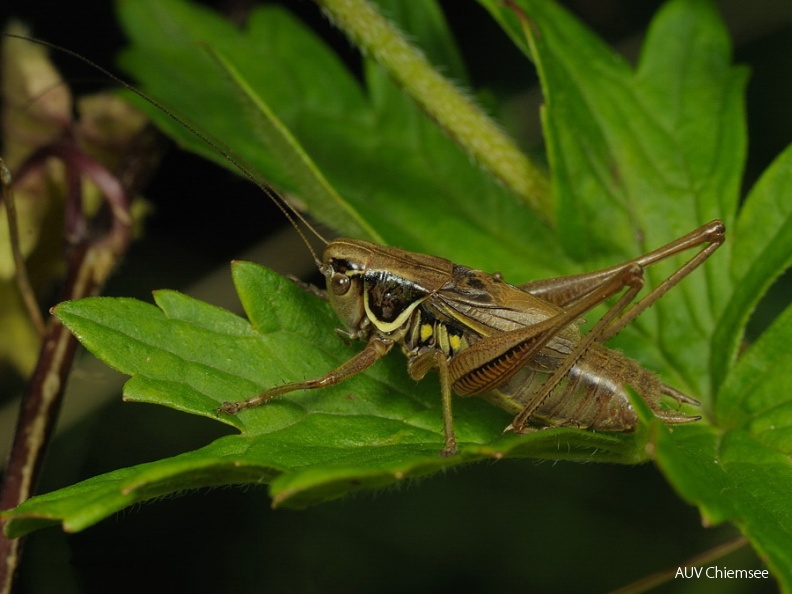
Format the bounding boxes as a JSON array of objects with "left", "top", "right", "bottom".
[{"left": 330, "top": 273, "right": 351, "bottom": 296}]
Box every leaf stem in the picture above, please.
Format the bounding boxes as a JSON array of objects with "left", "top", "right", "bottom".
[
  {"left": 314, "top": 0, "right": 553, "bottom": 225},
  {"left": 0, "top": 127, "right": 162, "bottom": 594}
]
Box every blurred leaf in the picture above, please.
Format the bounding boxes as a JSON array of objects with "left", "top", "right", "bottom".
[
  {"left": 0, "top": 25, "right": 149, "bottom": 377},
  {"left": 1, "top": 22, "right": 72, "bottom": 169},
  {"left": 114, "top": 0, "right": 564, "bottom": 280},
  {"left": 1, "top": 24, "right": 69, "bottom": 287},
  {"left": 202, "top": 45, "right": 382, "bottom": 243}
]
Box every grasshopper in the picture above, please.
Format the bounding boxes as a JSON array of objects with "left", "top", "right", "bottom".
[
  {"left": 218, "top": 223, "right": 723, "bottom": 456},
  {"left": 9, "top": 34, "right": 724, "bottom": 457}
]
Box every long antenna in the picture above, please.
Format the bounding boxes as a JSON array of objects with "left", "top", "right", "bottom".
[{"left": 3, "top": 32, "right": 328, "bottom": 265}]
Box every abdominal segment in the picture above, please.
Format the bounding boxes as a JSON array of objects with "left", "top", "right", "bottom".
[{"left": 482, "top": 344, "right": 662, "bottom": 431}]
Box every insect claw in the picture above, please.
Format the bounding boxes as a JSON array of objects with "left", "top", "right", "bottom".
[
  {"left": 439, "top": 445, "right": 458, "bottom": 457},
  {"left": 216, "top": 402, "right": 241, "bottom": 415},
  {"left": 439, "top": 437, "right": 459, "bottom": 457},
  {"left": 504, "top": 422, "right": 542, "bottom": 435}
]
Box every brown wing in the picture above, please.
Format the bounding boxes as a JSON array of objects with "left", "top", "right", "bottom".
[{"left": 428, "top": 265, "right": 579, "bottom": 339}]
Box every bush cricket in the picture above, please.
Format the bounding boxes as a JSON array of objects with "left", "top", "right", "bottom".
[
  {"left": 9, "top": 33, "right": 725, "bottom": 457},
  {"left": 218, "top": 224, "right": 723, "bottom": 456}
]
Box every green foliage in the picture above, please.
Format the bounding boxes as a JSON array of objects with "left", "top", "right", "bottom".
[{"left": 3, "top": 0, "right": 790, "bottom": 587}]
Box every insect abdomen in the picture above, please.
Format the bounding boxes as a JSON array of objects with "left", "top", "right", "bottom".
[{"left": 483, "top": 345, "right": 665, "bottom": 431}]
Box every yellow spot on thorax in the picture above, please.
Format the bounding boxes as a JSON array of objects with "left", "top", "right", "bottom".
[
  {"left": 420, "top": 324, "right": 433, "bottom": 341},
  {"left": 449, "top": 334, "right": 462, "bottom": 351}
]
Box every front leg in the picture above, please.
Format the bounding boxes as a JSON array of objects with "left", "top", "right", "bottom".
[{"left": 217, "top": 336, "right": 393, "bottom": 414}]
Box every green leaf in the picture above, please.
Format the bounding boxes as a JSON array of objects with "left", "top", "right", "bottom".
[
  {"left": 2, "top": 262, "right": 643, "bottom": 536},
  {"left": 642, "top": 142, "right": 792, "bottom": 588},
  {"left": 114, "top": 0, "right": 378, "bottom": 242},
  {"left": 712, "top": 145, "right": 792, "bottom": 391},
  {"left": 316, "top": 0, "right": 553, "bottom": 220},
  {"left": 652, "top": 304, "right": 792, "bottom": 588},
  {"left": 114, "top": 0, "right": 564, "bottom": 280},
  {"left": 480, "top": 0, "right": 744, "bottom": 402},
  {"left": 478, "top": 0, "right": 791, "bottom": 584},
  {"left": 206, "top": 45, "right": 383, "bottom": 244}
]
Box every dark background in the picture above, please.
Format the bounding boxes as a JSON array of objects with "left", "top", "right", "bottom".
[{"left": 1, "top": 1, "right": 790, "bottom": 592}]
